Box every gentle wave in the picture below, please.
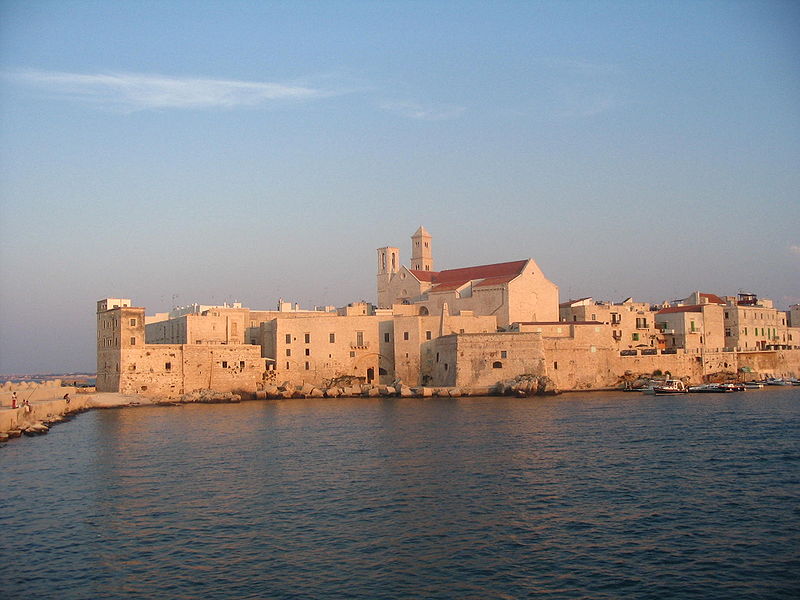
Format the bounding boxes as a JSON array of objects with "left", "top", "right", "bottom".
[{"left": 1, "top": 389, "right": 799, "bottom": 599}]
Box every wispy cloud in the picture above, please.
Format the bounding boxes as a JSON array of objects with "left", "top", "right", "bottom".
[
  {"left": 9, "top": 69, "right": 329, "bottom": 111},
  {"left": 380, "top": 101, "right": 465, "bottom": 121}
]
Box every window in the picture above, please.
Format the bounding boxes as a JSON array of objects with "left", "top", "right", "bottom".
[
  {"left": 329, "top": 333, "right": 335, "bottom": 343},
  {"left": 130, "top": 337, "right": 136, "bottom": 345},
  {"left": 444, "top": 363, "right": 448, "bottom": 370},
  {"left": 459, "top": 329, "right": 465, "bottom": 334},
  {"left": 501, "top": 350, "right": 507, "bottom": 359},
  {"left": 304, "top": 333, "right": 310, "bottom": 344},
  {"left": 436, "top": 352, "right": 439, "bottom": 362},
  {"left": 305, "top": 348, "right": 310, "bottom": 356},
  {"left": 222, "top": 361, "right": 228, "bottom": 368},
  {"left": 384, "top": 333, "right": 390, "bottom": 343},
  {"left": 240, "top": 361, "right": 245, "bottom": 369},
  {"left": 304, "top": 361, "right": 310, "bottom": 370},
  {"left": 591, "top": 314, "right": 596, "bottom": 321},
  {"left": 632, "top": 333, "right": 640, "bottom": 341},
  {"left": 285, "top": 334, "right": 291, "bottom": 344},
  {"left": 130, "top": 318, "right": 137, "bottom": 326},
  {"left": 286, "top": 362, "right": 289, "bottom": 369},
  {"left": 553, "top": 361, "right": 558, "bottom": 370},
  {"left": 724, "top": 312, "right": 729, "bottom": 319},
  {"left": 690, "top": 320, "right": 696, "bottom": 332},
  {"left": 492, "top": 361, "right": 502, "bottom": 369},
  {"left": 286, "top": 349, "right": 291, "bottom": 356},
  {"left": 165, "top": 362, "right": 171, "bottom": 371},
  {"left": 425, "top": 331, "right": 432, "bottom": 340},
  {"left": 403, "top": 332, "right": 409, "bottom": 341},
  {"left": 356, "top": 331, "right": 364, "bottom": 346},
  {"left": 350, "top": 351, "right": 355, "bottom": 357}
]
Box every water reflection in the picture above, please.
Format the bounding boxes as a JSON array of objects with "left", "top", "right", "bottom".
[{"left": 1, "top": 389, "right": 798, "bottom": 599}]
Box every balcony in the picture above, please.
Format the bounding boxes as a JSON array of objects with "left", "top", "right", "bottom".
[{"left": 350, "top": 342, "right": 370, "bottom": 350}]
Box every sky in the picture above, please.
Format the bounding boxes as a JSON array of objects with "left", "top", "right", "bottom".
[{"left": 1, "top": 0, "right": 798, "bottom": 374}]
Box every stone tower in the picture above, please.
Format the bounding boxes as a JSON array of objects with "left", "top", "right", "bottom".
[
  {"left": 410, "top": 226, "right": 433, "bottom": 271},
  {"left": 376, "top": 246, "right": 400, "bottom": 308}
]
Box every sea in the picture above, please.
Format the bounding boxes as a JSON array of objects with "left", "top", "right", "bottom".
[{"left": 1, "top": 388, "right": 798, "bottom": 599}]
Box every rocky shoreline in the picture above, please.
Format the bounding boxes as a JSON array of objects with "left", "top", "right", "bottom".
[{"left": 0, "top": 374, "right": 560, "bottom": 445}]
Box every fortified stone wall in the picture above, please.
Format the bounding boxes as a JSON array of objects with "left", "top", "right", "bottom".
[{"left": 115, "top": 344, "right": 265, "bottom": 396}]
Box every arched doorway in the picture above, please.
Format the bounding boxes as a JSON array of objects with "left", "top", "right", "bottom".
[{"left": 366, "top": 367, "right": 375, "bottom": 383}]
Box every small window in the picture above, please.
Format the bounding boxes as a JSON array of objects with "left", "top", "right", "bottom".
[
  {"left": 304, "top": 333, "right": 310, "bottom": 343},
  {"left": 459, "top": 329, "right": 464, "bottom": 334},
  {"left": 384, "top": 333, "right": 390, "bottom": 343},
  {"left": 305, "top": 348, "right": 310, "bottom": 356},
  {"left": 305, "top": 361, "right": 310, "bottom": 370},
  {"left": 492, "top": 361, "right": 502, "bottom": 369},
  {"left": 130, "top": 337, "right": 136, "bottom": 345},
  {"left": 240, "top": 361, "right": 245, "bottom": 369},
  {"left": 444, "top": 363, "right": 448, "bottom": 370},
  {"left": 222, "top": 361, "right": 228, "bottom": 368},
  {"left": 329, "top": 333, "right": 335, "bottom": 343},
  {"left": 130, "top": 318, "right": 137, "bottom": 326},
  {"left": 436, "top": 352, "right": 439, "bottom": 362},
  {"left": 553, "top": 361, "right": 558, "bottom": 370},
  {"left": 165, "top": 362, "right": 171, "bottom": 371},
  {"left": 286, "top": 349, "right": 291, "bottom": 356},
  {"left": 350, "top": 351, "right": 355, "bottom": 357},
  {"left": 403, "top": 332, "right": 409, "bottom": 341},
  {"left": 500, "top": 350, "right": 507, "bottom": 359},
  {"left": 285, "top": 334, "right": 291, "bottom": 344},
  {"left": 356, "top": 331, "right": 364, "bottom": 346},
  {"left": 425, "top": 331, "right": 432, "bottom": 340},
  {"left": 286, "top": 362, "right": 290, "bottom": 369}
]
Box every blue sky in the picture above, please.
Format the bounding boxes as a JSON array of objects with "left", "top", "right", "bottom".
[{"left": 1, "top": 0, "right": 798, "bottom": 373}]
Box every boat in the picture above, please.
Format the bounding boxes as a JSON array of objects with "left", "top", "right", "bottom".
[
  {"left": 688, "top": 383, "right": 734, "bottom": 393},
  {"left": 719, "top": 383, "right": 745, "bottom": 392},
  {"left": 652, "top": 379, "right": 688, "bottom": 395},
  {"left": 765, "top": 378, "right": 791, "bottom": 386},
  {"left": 744, "top": 381, "right": 764, "bottom": 389}
]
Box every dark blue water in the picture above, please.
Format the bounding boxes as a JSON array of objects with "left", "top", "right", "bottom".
[{"left": 2, "top": 389, "right": 799, "bottom": 599}]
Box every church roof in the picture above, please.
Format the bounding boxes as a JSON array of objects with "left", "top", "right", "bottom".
[{"left": 409, "top": 259, "right": 528, "bottom": 288}]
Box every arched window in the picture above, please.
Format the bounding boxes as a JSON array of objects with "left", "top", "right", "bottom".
[
  {"left": 492, "top": 361, "right": 502, "bottom": 369},
  {"left": 419, "top": 306, "right": 429, "bottom": 316}
]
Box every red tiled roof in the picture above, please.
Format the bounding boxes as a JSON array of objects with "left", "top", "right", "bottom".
[
  {"left": 408, "top": 269, "right": 437, "bottom": 282},
  {"left": 657, "top": 304, "right": 703, "bottom": 315},
  {"left": 473, "top": 275, "right": 518, "bottom": 288},
  {"left": 700, "top": 293, "right": 725, "bottom": 304},
  {"left": 435, "top": 260, "right": 528, "bottom": 283},
  {"left": 429, "top": 281, "right": 467, "bottom": 293}
]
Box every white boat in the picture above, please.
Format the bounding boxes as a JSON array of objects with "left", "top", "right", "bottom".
[
  {"left": 766, "top": 378, "right": 791, "bottom": 386},
  {"left": 653, "top": 380, "right": 688, "bottom": 395},
  {"left": 744, "top": 381, "right": 764, "bottom": 389}
]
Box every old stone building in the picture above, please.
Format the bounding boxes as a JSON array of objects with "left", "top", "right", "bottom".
[
  {"left": 377, "top": 227, "right": 559, "bottom": 326},
  {"left": 97, "top": 299, "right": 266, "bottom": 396},
  {"left": 559, "top": 297, "right": 663, "bottom": 349}
]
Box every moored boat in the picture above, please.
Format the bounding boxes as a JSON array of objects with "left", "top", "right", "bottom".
[
  {"left": 653, "top": 379, "right": 688, "bottom": 395},
  {"left": 688, "top": 383, "right": 733, "bottom": 393}
]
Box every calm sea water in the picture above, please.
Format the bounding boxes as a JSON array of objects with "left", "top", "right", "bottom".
[{"left": 2, "top": 389, "right": 799, "bottom": 599}]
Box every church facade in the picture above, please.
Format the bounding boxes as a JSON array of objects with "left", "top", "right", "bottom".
[{"left": 377, "top": 226, "right": 560, "bottom": 326}]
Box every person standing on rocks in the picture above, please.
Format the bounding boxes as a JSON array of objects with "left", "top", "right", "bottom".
[
  {"left": 11, "top": 391, "right": 17, "bottom": 409},
  {"left": 63, "top": 393, "right": 70, "bottom": 405}
]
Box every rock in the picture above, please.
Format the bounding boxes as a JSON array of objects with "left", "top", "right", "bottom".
[
  {"left": 420, "top": 387, "right": 433, "bottom": 397},
  {"left": 308, "top": 388, "right": 324, "bottom": 398},
  {"left": 398, "top": 385, "right": 414, "bottom": 398},
  {"left": 367, "top": 387, "right": 381, "bottom": 397}
]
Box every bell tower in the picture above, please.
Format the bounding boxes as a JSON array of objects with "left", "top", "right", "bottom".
[
  {"left": 410, "top": 226, "right": 433, "bottom": 271},
  {"left": 376, "top": 246, "right": 400, "bottom": 308}
]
